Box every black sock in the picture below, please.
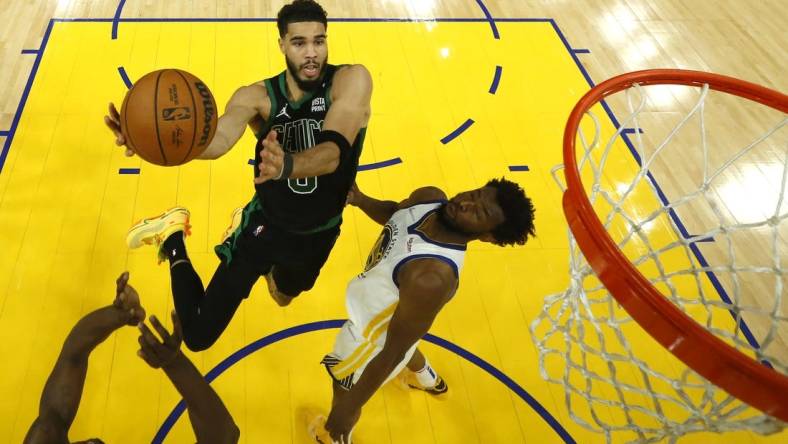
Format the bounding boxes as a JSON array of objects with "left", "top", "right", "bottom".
[
  {"left": 170, "top": 261, "right": 205, "bottom": 328},
  {"left": 162, "top": 231, "right": 189, "bottom": 264}
]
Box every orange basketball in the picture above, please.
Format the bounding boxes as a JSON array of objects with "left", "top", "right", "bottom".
[{"left": 120, "top": 69, "right": 217, "bottom": 166}]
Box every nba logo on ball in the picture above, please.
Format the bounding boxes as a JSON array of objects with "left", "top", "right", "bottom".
[
  {"left": 162, "top": 107, "right": 192, "bottom": 121},
  {"left": 161, "top": 107, "right": 192, "bottom": 120}
]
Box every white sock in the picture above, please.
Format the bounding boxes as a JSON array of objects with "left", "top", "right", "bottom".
[{"left": 414, "top": 358, "right": 438, "bottom": 387}]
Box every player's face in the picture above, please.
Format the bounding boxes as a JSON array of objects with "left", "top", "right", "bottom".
[
  {"left": 280, "top": 21, "right": 328, "bottom": 91},
  {"left": 439, "top": 186, "right": 505, "bottom": 238}
]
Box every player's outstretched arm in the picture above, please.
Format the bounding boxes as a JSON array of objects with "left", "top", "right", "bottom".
[
  {"left": 137, "top": 311, "right": 239, "bottom": 444},
  {"left": 324, "top": 259, "right": 455, "bottom": 443},
  {"left": 346, "top": 182, "right": 398, "bottom": 225},
  {"left": 255, "top": 65, "right": 372, "bottom": 183},
  {"left": 198, "top": 84, "right": 267, "bottom": 160},
  {"left": 24, "top": 272, "right": 144, "bottom": 444},
  {"left": 104, "top": 102, "right": 134, "bottom": 157},
  {"left": 104, "top": 83, "right": 264, "bottom": 161},
  {"left": 347, "top": 184, "right": 448, "bottom": 226}
]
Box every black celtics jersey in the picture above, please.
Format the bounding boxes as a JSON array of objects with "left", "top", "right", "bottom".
[{"left": 254, "top": 64, "right": 366, "bottom": 233}]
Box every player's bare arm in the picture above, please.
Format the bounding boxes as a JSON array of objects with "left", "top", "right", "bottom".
[
  {"left": 137, "top": 312, "right": 239, "bottom": 444},
  {"left": 24, "top": 272, "right": 144, "bottom": 444},
  {"left": 347, "top": 184, "right": 447, "bottom": 225},
  {"left": 198, "top": 83, "right": 269, "bottom": 160},
  {"left": 397, "top": 186, "right": 447, "bottom": 208},
  {"left": 345, "top": 182, "right": 398, "bottom": 225},
  {"left": 104, "top": 83, "right": 268, "bottom": 160},
  {"left": 255, "top": 64, "right": 372, "bottom": 183}
]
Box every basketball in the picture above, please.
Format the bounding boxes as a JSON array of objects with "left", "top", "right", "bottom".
[{"left": 120, "top": 69, "right": 217, "bottom": 166}]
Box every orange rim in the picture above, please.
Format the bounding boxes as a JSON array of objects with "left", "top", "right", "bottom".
[{"left": 562, "top": 69, "right": 788, "bottom": 421}]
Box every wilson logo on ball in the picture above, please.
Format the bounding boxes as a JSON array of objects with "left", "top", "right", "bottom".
[{"left": 195, "top": 82, "right": 216, "bottom": 146}]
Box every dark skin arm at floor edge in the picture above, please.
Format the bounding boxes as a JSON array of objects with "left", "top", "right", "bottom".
[
  {"left": 138, "top": 312, "right": 239, "bottom": 444},
  {"left": 24, "top": 272, "right": 143, "bottom": 444}
]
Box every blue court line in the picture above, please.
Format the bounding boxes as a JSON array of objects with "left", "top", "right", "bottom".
[
  {"left": 551, "top": 19, "right": 765, "bottom": 356},
  {"left": 622, "top": 128, "right": 644, "bottom": 134},
  {"left": 21, "top": 49, "right": 40, "bottom": 55},
  {"left": 571, "top": 48, "right": 591, "bottom": 54},
  {"left": 618, "top": 132, "right": 713, "bottom": 245},
  {"left": 248, "top": 157, "right": 403, "bottom": 171},
  {"left": 441, "top": 119, "right": 475, "bottom": 145},
  {"left": 60, "top": 17, "right": 553, "bottom": 24},
  {"left": 508, "top": 165, "right": 530, "bottom": 172},
  {"left": 0, "top": 17, "right": 546, "bottom": 177},
  {"left": 688, "top": 235, "right": 715, "bottom": 243},
  {"left": 489, "top": 65, "right": 503, "bottom": 94},
  {"left": 111, "top": 0, "right": 127, "bottom": 39},
  {"left": 0, "top": 131, "right": 9, "bottom": 137},
  {"left": 358, "top": 157, "right": 403, "bottom": 171},
  {"left": 550, "top": 20, "right": 594, "bottom": 87},
  {"left": 152, "top": 320, "right": 574, "bottom": 444},
  {"left": 117, "top": 66, "right": 133, "bottom": 89},
  {"left": 0, "top": 19, "right": 54, "bottom": 175},
  {"left": 424, "top": 335, "right": 575, "bottom": 444},
  {"left": 475, "top": 0, "right": 500, "bottom": 39},
  {"left": 105, "top": 14, "right": 500, "bottom": 147},
  {"left": 118, "top": 168, "right": 140, "bottom": 174},
  {"left": 104, "top": 13, "right": 514, "bottom": 46}
]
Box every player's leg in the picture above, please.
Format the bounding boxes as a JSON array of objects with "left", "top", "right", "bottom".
[
  {"left": 159, "top": 203, "right": 256, "bottom": 351},
  {"left": 308, "top": 380, "right": 348, "bottom": 443},
  {"left": 402, "top": 348, "right": 448, "bottom": 395},
  {"left": 264, "top": 270, "right": 294, "bottom": 307},
  {"left": 161, "top": 230, "right": 206, "bottom": 328},
  {"left": 312, "top": 321, "right": 359, "bottom": 443},
  {"left": 176, "top": 203, "right": 273, "bottom": 350},
  {"left": 126, "top": 204, "right": 262, "bottom": 351},
  {"left": 178, "top": 258, "right": 261, "bottom": 351},
  {"left": 268, "top": 226, "right": 340, "bottom": 306},
  {"left": 126, "top": 207, "right": 211, "bottom": 335},
  {"left": 330, "top": 379, "right": 347, "bottom": 408},
  {"left": 406, "top": 347, "right": 427, "bottom": 371}
]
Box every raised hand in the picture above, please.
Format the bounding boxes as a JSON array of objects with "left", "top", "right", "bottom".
[
  {"left": 254, "top": 130, "right": 284, "bottom": 184},
  {"left": 103, "top": 102, "right": 134, "bottom": 157},
  {"left": 137, "top": 311, "right": 183, "bottom": 369},
  {"left": 345, "top": 182, "right": 364, "bottom": 207},
  {"left": 113, "top": 271, "right": 145, "bottom": 325}
]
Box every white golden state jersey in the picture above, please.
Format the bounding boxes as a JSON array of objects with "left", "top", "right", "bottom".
[{"left": 322, "top": 201, "right": 466, "bottom": 388}]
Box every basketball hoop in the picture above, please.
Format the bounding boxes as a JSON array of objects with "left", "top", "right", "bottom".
[{"left": 532, "top": 69, "right": 788, "bottom": 442}]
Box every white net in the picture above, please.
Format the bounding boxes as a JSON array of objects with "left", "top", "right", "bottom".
[{"left": 531, "top": 80, "right": 788, "bottom": 443}]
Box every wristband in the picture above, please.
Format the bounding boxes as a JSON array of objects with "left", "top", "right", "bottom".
[
  {"left": 275, "top": 152, "right": 294, "bottom": 180},
  {"left": 317, "top": 129, "right": 352, "bottom": 152}
]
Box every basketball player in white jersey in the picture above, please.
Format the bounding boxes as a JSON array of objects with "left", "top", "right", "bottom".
[{"left": 313, "top": 179, "right": 536, "bottom": 443}]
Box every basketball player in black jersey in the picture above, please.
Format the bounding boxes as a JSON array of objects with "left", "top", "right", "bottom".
[{"left": 103, "top": 0, "right": 372, "bottom": 351}]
